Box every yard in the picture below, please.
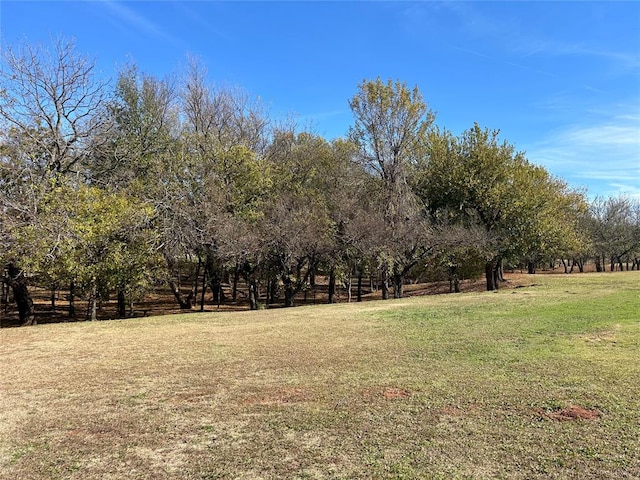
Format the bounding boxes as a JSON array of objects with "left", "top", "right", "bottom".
[{"left": 1, "top": 271, "right": 638, "bottom": 479}]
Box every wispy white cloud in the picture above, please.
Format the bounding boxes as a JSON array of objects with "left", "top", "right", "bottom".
[
  {"left": 99, "top": 0, "right": 178, "bottom": 44},
  {"left": 512, "top": 39, "right": 640, "bottom": 72},
  {"left": 526, "top": 109, "right": 640, "bottom": 198},
  {"left": 450, "top": 45, "right": 558, "bottom": 78},
  {"left": 305, "top": 110, "right": 347, "bottom": 121},
  {"left": 170, "top": 2, "right": 231, "bottom": 42},
  {"left": 401, "top": 2, "right": 639, "bottom": 80}
]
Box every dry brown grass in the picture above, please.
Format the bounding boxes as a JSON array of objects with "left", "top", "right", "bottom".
[
  {"left": 0, "top": 301, "right": 405, "bottom": 479},
  {"left": 1, "top": 271, "right": 638, "bottom": 479}
]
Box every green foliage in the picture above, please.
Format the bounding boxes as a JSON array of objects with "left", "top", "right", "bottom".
[
  {"left": 90, "top": 64, "right": 178, "bottom": 192},
  {"left": 8, "top": 181, "right": 160, "bottom": 304},
  {"left": 415, "top": 124, "right": 589, "bottom": 269},
  {"left": 213, "top": 144, "right": 272, "bottom": 220},
  {"left": 2, "top": 36, "right": 625, "bottom": 319},
  {"left": 349, "top": 78, "right": 434, "bottom": 179},
  {"left": 68, "top": 186, "right": 159, "bottom": 301}
]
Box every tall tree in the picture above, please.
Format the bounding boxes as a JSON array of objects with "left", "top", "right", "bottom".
[
  {"left": 0, "top": 38, "right": 108, "bottom": 324},
  {"left": 182, "top": 57, "right": 269, "bottom": 155},
  {"left": 348, "top": 78, "right": 436, "bottom": 298},
  {"left": 180, "top": 59, "right": 271, "bottom": 308},
  {"left": 264, "top": 130, "right": 337, "bottom": 306},
  {"left": 349, "top": 78, "right": 434, "bottom": 188},
  {"left": 506, "top": 166, "right": 587, "bottom": 274},
  {"left": 92, "top": 64, "right": 177, "bottom": 187},
  {"left": 416, "top": 124, "right": 587, "bottom": 289},
  {"left": 90, "top": 65, "right": 200, "bottom": 308}
]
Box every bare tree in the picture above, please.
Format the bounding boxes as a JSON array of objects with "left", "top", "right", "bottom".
[
  {"left": 0, "top": 37, "right": 109, "bottom": 175},
  {"left": 182, "top": 56, "right": 270, "bottom": 155},
  {"left": 589, "top": 196, "right": 640, "bottom": 272}
]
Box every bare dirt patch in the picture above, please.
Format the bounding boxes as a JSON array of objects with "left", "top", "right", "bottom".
[
  {"left": 537, "top": 405, "right": 602, "bottom": 422},
  {"left": 582, "top": 325, "right": 621, "bottom": 344},
  {"left": 382, "top": 387, "right": 411, "bottom": 399},
  {"left": 360, "top": 387, "right": 411, "bottom": 400}
]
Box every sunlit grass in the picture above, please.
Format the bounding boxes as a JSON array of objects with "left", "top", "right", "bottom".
[{"left": 1, "top": 271, "right": 638, "bottom": 479}]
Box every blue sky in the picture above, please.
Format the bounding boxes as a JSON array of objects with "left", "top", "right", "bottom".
[{"left": 1, "top": 1, "right": 639, "bottom": 199}]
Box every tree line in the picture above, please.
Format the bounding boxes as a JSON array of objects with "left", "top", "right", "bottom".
[{"left": 1, "top": 39, "right": 639, "bottom": 326}]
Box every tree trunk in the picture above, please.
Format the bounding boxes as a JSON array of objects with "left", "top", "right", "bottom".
[
  {"left": 273, "top": 278, "right": 280, "bottom": 304},
  {"left": 392, "top": 272, "right": 403, "bottom": 299},
  {"left": 1, "top": 280, "right": 8, "bottom": 314},
  {"left": 248, "top": 279, "right": 259, "bottom": 310},
  {"left": 485, "top": 261, "right": 495, "bottom": 291},
  {"left": 89, "top": 281, "right": 98, "bottom": 321},
  {"left": 449, "top": 265, "right": 460, "bottom": 293},
  {"left": 69, "top": 281, "right": 76, "bottom": 318},
  {"left": 486, "top": 258, "right": 503, "bottom": 291},
  {"left": 266, "top": 279, "right": 271, "bottom": 306},
  {"left": 309, "top": 263, "right": 316, "bottom": 288},
  {"left": 269, "top": 278, "right": 279, "bottom": 305},
  {"left": 208, "top": 273, "right": 225, "bottom": 304},
  {"left": 200, "top": 268, "right": 207, "bottom": 312},
  {"left": 168, "top": 279, "right": 193, "bottom": 309},
  {"left": 50, "top": 285, "right": 57, "bottom": 312},
  {"left": 527, "top": 261, "right": 536, "bottom": 274},
  {"left": 5, "top": 263, "right": 35, "bottom": 326},
  {"left": 117, "top": 289, "right": 126, "bottom": 318},
  {"left": 192, "top": 258, "right": 201, "bottom": 306},
  {"left": 165, "top": 254, "right": 194, "bottom": 309},
  {"left": 328, "top": 270, "right": 336, "bottom": 304},
  {"left": 283, "top": 279, "right": 295, "bottom": 307},
  {"left": 381, "top": 267, "right": 390, "bottom": 300},
  {"left": 357, "top": 271, "right": 363, "bottom": 302},
  {"left": 232, "top": 263, "right": 239, "bottom": 302}
]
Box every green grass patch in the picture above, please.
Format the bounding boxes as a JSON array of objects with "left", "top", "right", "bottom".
[{"left": 0, "top": 272, "right": 638, "bottom": 479}]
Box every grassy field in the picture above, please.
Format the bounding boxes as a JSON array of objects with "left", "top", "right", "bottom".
[{"left": 1, "top": 272, "right": 639, "bottom": 479}]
